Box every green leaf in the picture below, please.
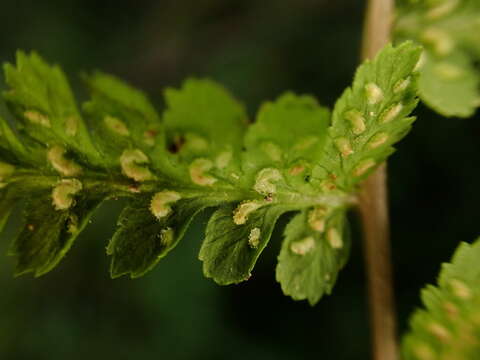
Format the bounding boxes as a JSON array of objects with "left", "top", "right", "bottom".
[
  {"left": 323, "top": 41, "right": 421, "bottom": 190},
  {"left": 0, "top": 43, "right": 421, "bottom": 308},
  {"left": 395, "top": 0, "right": 480, "bottom": 117},
  {"left": 200, "top": 204, "right": 290, "bottom": 285},
  {"left": 0, "top": 116, "right": 26, "bottom": 160},
  {"left": 85, "top": 71, "right": 160, "bottom": 124},
  {"left": 0, "top": 188, "right": 18, "bottom": 234},
  {"left": 276, "top": 209, "right": 350, "bottom": 305},
  {"left": 3, "top": 51, "right": 102, "bottom": 166},
  {"left": 82, "top": 72, "right": 166, "bottom": 168},
  {"left": 8, "top": 190, "right": 105, "bottom": 277},
  {"left": 243, "top": 93, "right": 330, "bottom": 175},
  {"left": 162, "top": 79, "right": 248, "bottom": 184},
  {"left": 108, "top": 195, "right": 223, "bottom": 278},
  {"left": 402, "top": 238, "right": 480, "bottom": 360},
  {"left": 164, "top": 78, "right": 247, "bottom": 157},
  {"left": 417, "top": 52, "right": 479, "bottom": 117}
]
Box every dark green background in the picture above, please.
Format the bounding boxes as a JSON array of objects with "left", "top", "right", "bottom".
[{"left": 0, "top": 1, "right": 479, "bottom": 359}]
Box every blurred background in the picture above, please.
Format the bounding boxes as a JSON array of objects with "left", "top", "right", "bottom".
[{"left": 0, "top": 1, "right": 479, "bottom": 359}]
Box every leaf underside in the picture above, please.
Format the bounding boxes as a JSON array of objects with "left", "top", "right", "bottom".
[
  {"left": 403, "top": 238, "right": 480, "bottom": 360},
  {"left": 0, "top": 42, "right": 420, "bottom": 304},
  {"left": 395, "top": 0, "right": 480, "bottom": 117}
]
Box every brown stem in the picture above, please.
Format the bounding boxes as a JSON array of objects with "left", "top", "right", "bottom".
[{"left": 359, "top": 1, "right": 398, "bottom": 360}]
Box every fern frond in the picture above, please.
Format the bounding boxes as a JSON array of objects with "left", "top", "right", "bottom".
[
  {"left": 0, "top": 42, "right": 421, "bottom": 304},
  {"left": 395, "top": 0, "right": 480, "bottom": 117},
  {"left": 403, "top": 238, "right": 480, "bottom": 359}
]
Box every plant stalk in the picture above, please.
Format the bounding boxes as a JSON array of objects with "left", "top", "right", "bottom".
[{"left": 360, "top": 1, "right": 398, "bottom": 360}]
